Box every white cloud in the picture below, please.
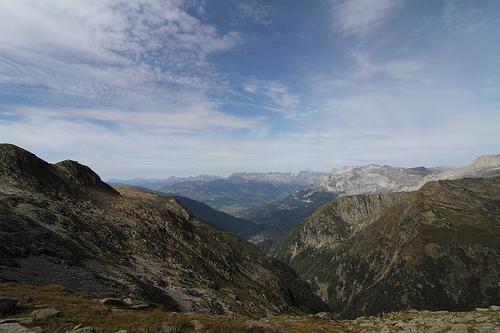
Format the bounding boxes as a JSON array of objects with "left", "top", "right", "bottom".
[
  {"left": 330, "top": 0, "right": 400, "bottom": 35},
  {"left": 241, "top": 80, "right": 300, "bottom": 113},
  {"left": 0, "top": 0, "right": 249, "bottom": 133},
  {"left": 351, "top": 50, "right": 424, "bottom": 81},
  {"left": 9, "top": 105, "right": 261, "bottom": 134}
]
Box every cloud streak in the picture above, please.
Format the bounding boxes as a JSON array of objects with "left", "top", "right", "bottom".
[
  {"left": 330, "top": 0, "right": 400, "bottom": 36},
  {"left": 0, "top": 0, "right": 252, "bottom": 133}
]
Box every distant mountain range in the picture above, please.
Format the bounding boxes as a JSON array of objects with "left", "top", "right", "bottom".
[
  {"left": 111, "top": 155, "right": 500, "bottom": 246},
  {"left": 111, "top": 171, "right": 326, "bottom": 217},
  {"left": 0, "top": 144, "right": 326, "bottom": 317},
  {"left": 272, "top": 176, "right": 500, "bottom": 317},
  {"left": 109, "top": 174, "right": 222, "bottom": 191},
  {"left": 243, "top": 154, "right": 500, "bottom": 242}
]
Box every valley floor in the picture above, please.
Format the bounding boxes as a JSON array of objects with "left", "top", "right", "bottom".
[{"left": 0, "top": 284, "right": 499, "bottom": 333}]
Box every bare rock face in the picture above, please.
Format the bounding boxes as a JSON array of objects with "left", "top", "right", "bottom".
[
  {"left": 0, "top": 144, "right": 326, "bottom": 318},
  {"left": 273, "top": 177, "right": 500, "bottom": 318}
]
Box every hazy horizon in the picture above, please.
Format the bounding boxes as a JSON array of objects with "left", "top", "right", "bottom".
[{"left": 1, "top": 1, "right": 499, "bottom": 178}]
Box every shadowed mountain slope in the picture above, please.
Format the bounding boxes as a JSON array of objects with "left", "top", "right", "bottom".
[{"left": 0, "top": 143, "right": 326, "bottom": 318}]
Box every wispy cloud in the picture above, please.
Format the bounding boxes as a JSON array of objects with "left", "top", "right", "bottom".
[
  {"left": 0, "top": 0, "right": 251, "bottom": 133},
  {"left": 351, "top": 50, "right": 425, "bottom": 81},
  {"left": 330, "top": 0, "right": 400, "bottom": 36},
  {"left": 241, "top": 80, "right": 300, "bottom": 113}
]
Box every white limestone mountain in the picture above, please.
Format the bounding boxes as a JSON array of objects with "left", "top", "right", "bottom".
[{"left": 314, "top": 154, "right": 500, "bottom": 195}]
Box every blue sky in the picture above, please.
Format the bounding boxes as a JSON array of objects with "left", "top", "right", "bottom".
[{"left": 0, "top": 0, "right": 499, "bottom": 178}]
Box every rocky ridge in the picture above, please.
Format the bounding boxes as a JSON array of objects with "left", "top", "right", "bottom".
[{"left": 0, "top": 144, "right": 326, "bottom": 318}]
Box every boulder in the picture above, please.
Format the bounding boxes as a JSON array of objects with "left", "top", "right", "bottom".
[
  {"left": 0, "top": 323, "right": 35, "bottom": 333},
  {"left": 314, "top": 311, "right": 333, "bottom": 319},
  {"left": 31, "top": 308, "right": 60, "bottom": 323},
  {"left": 0, "top": 297, "right": 17, "bottom": 314}
]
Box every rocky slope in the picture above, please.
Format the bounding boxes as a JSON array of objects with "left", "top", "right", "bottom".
[
  {"left": 0, "top": 144, "right": 326, "bottom": 317},
  {"left": 273, "top": 176, "right": 500, "bottom": 318}
]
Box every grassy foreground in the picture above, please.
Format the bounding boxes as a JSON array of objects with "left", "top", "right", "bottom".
[{"left": 1, "top": 283, "right": 499, "bottom": 333}]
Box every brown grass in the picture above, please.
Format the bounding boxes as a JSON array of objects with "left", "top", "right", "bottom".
[{"left": 0, "top": 283, "right": 350, "bottom": 333}]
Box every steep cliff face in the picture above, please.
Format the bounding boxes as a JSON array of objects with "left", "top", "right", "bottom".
[
  {"left": 0, "top": 144, "right": 326, "bottom": 317},
  {"left": 273, "top": 177, "right": 500, "bottom": 318}
]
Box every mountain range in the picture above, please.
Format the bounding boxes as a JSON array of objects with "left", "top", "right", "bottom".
[
  {"left": 2, "top": 143, "right": 499, "bottom": 324},
  {"left": 242, "top": 155, "right": 500, "bottom": 242},
  {"left": 112, "top": 171, "right": 326, "bottom": 217}
]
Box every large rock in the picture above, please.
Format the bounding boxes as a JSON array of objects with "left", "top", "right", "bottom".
[
  {"left": 31, "top": 308, "right": 60, "bottom": 323},
  {"left": 0, "top": 323, "right": 35, "bottom": 333},
  {"left": 0, "top": 297, "right": 17, "bottom": 314}
]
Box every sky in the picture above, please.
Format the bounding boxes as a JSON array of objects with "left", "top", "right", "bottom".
[{"left": 0, "top": 0, "right": 499, "bottom": 178}]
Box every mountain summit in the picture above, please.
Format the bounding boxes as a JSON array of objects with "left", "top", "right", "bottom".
[{"left": 0, "top": 144, "right": 118, "bottom": 196}]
